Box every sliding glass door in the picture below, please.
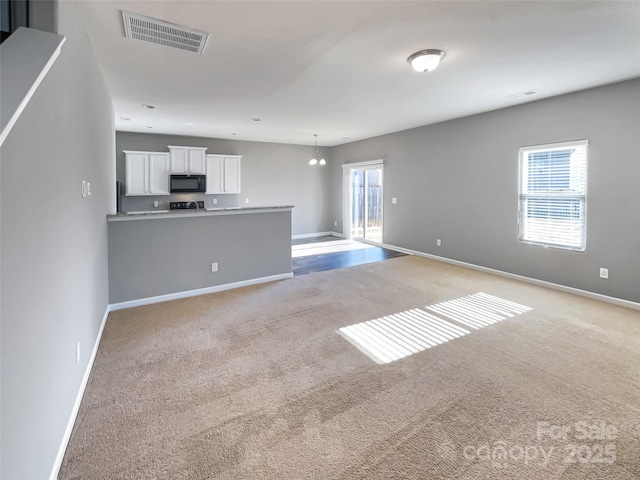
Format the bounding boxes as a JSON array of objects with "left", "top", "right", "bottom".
[{"left": 349, "top": 165, "right": 383, "bottom": 243}]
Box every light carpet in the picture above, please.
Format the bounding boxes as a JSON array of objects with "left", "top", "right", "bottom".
[{"left": 59, "top": 255, "right": 640, "bottom": 479}]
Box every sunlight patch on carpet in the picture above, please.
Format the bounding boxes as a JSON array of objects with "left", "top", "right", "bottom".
[
  {"left": 292, "top": 239, "right": 375, "bottom": 258},
  {"left": 426, "top": 292, "right": 532, "bottom": 330},
  {"left": 338, "top": 308, "right": 470, "bottom": 364},
  {"left": 338, "top": 292, "right": 532, "bottom": 364}
]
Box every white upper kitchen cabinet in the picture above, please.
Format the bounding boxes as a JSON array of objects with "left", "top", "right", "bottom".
[
  {"left": 124, "top": 151, "right": 170, "bottom": 195},
  {"left": 169, "top": 146, "right": 207, "bottom": 174},
  {"left": 148, "top": 154, "right": 171, "bottom": 193},
  {"left": 125, "top": 152, "right": 147, "bottom": 195},
  {"left": 223, "top": 155, "right": 241, "bottom": 193},
  {"left": 206, "top": 155, "right": 242, "bottom": 194}
]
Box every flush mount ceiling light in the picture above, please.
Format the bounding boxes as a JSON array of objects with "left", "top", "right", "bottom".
[
  {"left": 407, "top": 49, "right": 446, "bottom": 72},
  {"left": 309, "top": 134, "right": 326, "bottom": 166}
]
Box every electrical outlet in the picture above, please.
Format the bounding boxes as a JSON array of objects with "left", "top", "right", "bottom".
[
  {"left": 334, "top": 221, "right": 338, "bottom": 227},
  {"left": 211, "top": 262, "right": 218, "bottom": 273},
  {"left": 76, "top": 342, "right": 81, "bottom": 365},
  {"left": 86, "top": 182, "right": 91, "bottom": 196},
  {"left": 245, "top": 198, "right": 249, "bottom": 204},
  {"left": 153, "top": 200, "right": 159, "bottom": 207},
  {"left": 213, "top": 198, "right": 217, "bottom": 205},
  {"left": 599, "top": 268, "right": 609, "bottom": 279},
  {"left": 392, "top": 197, "right": 398, "bottom": 204},
  {"left": 81, "top": 180, "right": 87, "bottom": 198},
  {"left": 436, "top": 239, "right": 441, "bottom": 247}
]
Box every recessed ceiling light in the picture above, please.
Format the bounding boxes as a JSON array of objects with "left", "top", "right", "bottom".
[
  {"left": 231, "top": 133, "right": 238, "bottom": 136},
  {"left": 252, "top": 118, "right": 261, "bottom": 122},
  {"left": 185, "top": 122, "right": 194, "bottom": 126},
  {"left": 141, "top": 104, "right": 155, "bottom": 109},
  {"left": 120, "top": 117, "right": 131, "bottom": 122},
  {"left": 142, "top": 125, "right": 153, "bottom": 129},
  {"left": 508, "top": 91, "right": 537, "bottom": 98}
]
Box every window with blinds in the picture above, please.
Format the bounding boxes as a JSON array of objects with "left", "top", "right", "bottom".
[{"left": 518, "top": 140, "right": 588, "bottom": 251}]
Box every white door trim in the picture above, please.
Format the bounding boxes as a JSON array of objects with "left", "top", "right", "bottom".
[
  {"left": 342, "top": 160, "right": 384, "bottom": 242},
  {"left": 341, "top": 159, "right": 384, "bottom": 169}
]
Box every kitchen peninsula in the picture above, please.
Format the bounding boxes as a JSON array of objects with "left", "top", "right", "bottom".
[{"left": 107, "top": 206, "right": 293, "bottom": 307}]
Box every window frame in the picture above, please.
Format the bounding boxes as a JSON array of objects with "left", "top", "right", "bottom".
[{"left": 518, "top": 139, "right": 588, "bottom": 252}]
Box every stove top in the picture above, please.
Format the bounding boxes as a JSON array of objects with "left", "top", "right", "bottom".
[{"left": 170, "top": 201, "right": 205, "bottom": 210}]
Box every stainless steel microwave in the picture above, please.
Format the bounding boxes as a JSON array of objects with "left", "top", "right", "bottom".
[{"left": 170, "top": 174, "right": 206, "bottom": 193}]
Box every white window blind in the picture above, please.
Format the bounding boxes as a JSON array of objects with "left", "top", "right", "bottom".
[{"left": 518, "top": 140, "right": 588, "bottom": 251}]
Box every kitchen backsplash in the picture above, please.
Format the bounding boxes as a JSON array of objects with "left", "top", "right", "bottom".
[{"left": 120, "top": 193, "right": 241, "bottom": 213}]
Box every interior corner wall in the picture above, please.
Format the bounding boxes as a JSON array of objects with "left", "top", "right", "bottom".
[
  {"left": 331, "top": 79, "right": 640, "bottom": 304},
  {"left": 0, "top": 2, "right": 114, "bottom": 478},
  {"left": 29, "top": 0, "right": 57, "bottom": 33},
  {"left": 115, "top": 132, "right": 333, "bottom": 236}
]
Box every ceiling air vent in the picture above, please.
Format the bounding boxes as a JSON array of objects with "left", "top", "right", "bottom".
[{"left": 122, "top": 11, "right": 209, "bottom": 54}]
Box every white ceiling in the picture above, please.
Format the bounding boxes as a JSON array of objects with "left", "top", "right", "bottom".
[{"left": 75, "top": 1, "right": 640, "bottom": 147}]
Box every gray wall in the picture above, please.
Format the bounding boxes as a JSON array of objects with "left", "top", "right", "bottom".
[
  {"left": 0, "top": 2, "right": 114, "bottom": 478},
  {"left": 108, "top": 211, "right": 292, "bottom": 304},
  {"left": 330, "top": 79, "right": 640, "bottom": 303},
  {"left": 115, "top": 132, "right": 333, "bottom": 236}
]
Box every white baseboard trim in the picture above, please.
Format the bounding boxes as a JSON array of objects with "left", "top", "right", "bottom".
[
  {"left": 292, "top": 231, "right": 334, "bottom": 239},
  {"left": 382, "top": 243, "right": 640, "bottom": 311},
  {"left": 291, "top": 231, "right": 345, "bottom": 240},
  {"left": 109, "top": 272, "right": 294, "bottom": 311},
  {"left": 49, "top": 305, "right": 110, "bottom": 480}
]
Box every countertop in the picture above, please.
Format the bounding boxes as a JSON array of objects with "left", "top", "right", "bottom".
[{"left": 107, "top": 205, "right": 294, "bottom": 222}]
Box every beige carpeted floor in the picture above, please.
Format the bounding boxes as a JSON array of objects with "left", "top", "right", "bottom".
[{"left": 59, "top": 255, "right": 640, "bottom": 479}]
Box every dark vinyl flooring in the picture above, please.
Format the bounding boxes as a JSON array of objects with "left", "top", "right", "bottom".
[{"left": 292, "top": 235, "right": 407, "bottom": 276}]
